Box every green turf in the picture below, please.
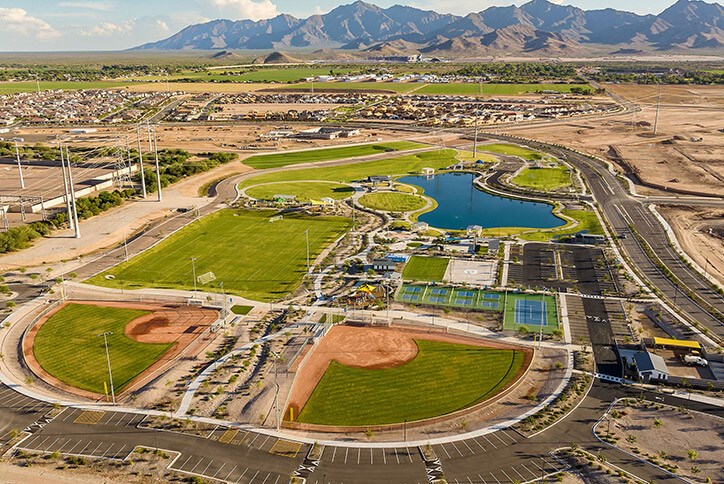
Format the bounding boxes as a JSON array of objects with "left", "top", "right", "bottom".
[
  {"left": 502, "top": 293, "right": 559, "bottom": 335},
  {"left": 478, "top": 143, "right": 544, "bottom": 160},
  {"left": 273, "top": 82, "right": 420, "bottom": 93},
  {"left": 416, "top": 83, "right": 590, "bottom": 96},
  {"left": 0, "top": 81, "right": 135, "bottom": 94},
  {"left": 87, "top": 209, "right": 351, "bottom": 302},
  {"left": 33, "top": 304, "right": 172, "bottom": 394},
  {"left": 396, "top": 284, "right": 503, "bottom": 311},
  {"left": 519, "top": 209, "right": 604, "bottom": 242},
  {"left": 296, "top": 339, "right": 525, "bottom": 425},
  {"left": 245, "top": 181, "right": 354, "bottom": 202},
  {"left": 511, "top": 166, "right": 571, "bottom": 190},
  {"left": 238, "top": 149, "right": 458, "bottom": 191},
  {"left": 243, "top": 141, "right": 425, "bottom": 169},
  {"left": 402, "top": 256, "right": 449, "bottom": 282},
  {"left": 359, "top": 192, "right": 427, "bottom": 212},
  {"left": 231, "top": 305, "right": 253, "bottom": 315}
]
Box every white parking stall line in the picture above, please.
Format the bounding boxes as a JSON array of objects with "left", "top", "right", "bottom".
[
  {"left": 89, "top": 442, "right": 104, "bottom": 456},
  {"left": 78, "top": 441, "right": 92, "bottom": 455},
  {"left": 511, "top": 466, "right": 527, "bottom": 481},
  {"left": 467, "top": 476, "right": 475, "bottom": 483},
  {"left": 438, "top": 444, "right": 452, "bottom": 459},
  {"left": 177, "top": 455, "right": 193, "bottom": 470},
  {"left": 101, "top": 443, "right": 117, "bottom": 457},
  {"left": 499, "top": 468, "right": 514, "bottom": 482},
  {"left": 471, "top": 437, "right": 486, "bottom": 451},
  {"left": 481, "top": 434, "right": 497, "bottom": 450},
  {"left": 489, "top": 472, "right": 502, "bottom": 484},
  {"left": 257, "top": 435, "right": 271, "bottom": 450},
  {"left": 235, "top": 468, "right": 248, "bottom": 483},
  {"left": 33, "top": 436, "right": 50, "bottom": 450},
  {"left": 212, "top": 462, "right": 226, "bottom": 479},
  {"left": 382, "top": 448, "right": 387, "bottom": 464},
  {"left": 247, "top": 470, "right": 260, "bottom": 484},
  {"left": 357, "top": 447, "right": 361, "bottom": 465},
  {"left": 64, "top": 439, "right": 83, "bottom": 455},
  {"left": 43, "top": 437, "right": 60, "bottom": 452},
  {"left": 477, "top": 474, "right": 487, "bottom": 484},
  {"left": 370, "top": 448, "right": 373, "bottom": 465},
  {"left": 274, "top": 476, "right": 280, "bottom": 484},
  {"left": 200, "top": 459, "right": 214, "bottom": 476},
  {"left": 223, "top": 465, "right": 237, "bottom": 482},
  {"left": 260, "top": 473, "right": 270, "bottom": 484},
  {"left": 531, "top": 460, "right": 547, "bottom": 474},
  {"left": 344, "top": 447, "right": 349, "bottom": 464},
  {"left": 405, "top": 447, "right": 414, "bottom": 463},
  {"left": 450, "top": 442, "right": 464, "bottom": 457},
  {"left": 189, "top": 457, "right": 205, "bottom": 473},
  {"left": 394, "top": 448, "right": 400, "bottom": 464},
  {"left": 501, "top": 430, "right": 518, "bottom": 443},
  {"left": 247, "top": 433, "right": 260, "bottom": 447},
  {"left": 541, "top": 457, "right": 561, "bottom": 471},
  {"left": 22, "top": 434, "right": 44, "bottom": 448},
  {"left": 330, "top": 446, "right": 337, "bottom": 462},
  {"left": 491, "top": 432, "right": 508, "bottom": 447},
  {"left": 112, "top": 445, "right": 129, "bottom": 459},
  {"left": 461, "top": 440, "right": 475, "bottom": 455},
  {"left": 520, "top": 463, "right": 537, "bottom": 478}
]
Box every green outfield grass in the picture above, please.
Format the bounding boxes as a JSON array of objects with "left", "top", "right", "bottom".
[
  {"left": 296, "top": 339, "right": 525, "bottom": 425},
  {"left": 519, "top": 209, "right": 604, "bottom": 242},
  {"left": 402, "top": 256, "right": 449, "bottom": 282},
  {"left": 238, "top": 149, "right": 457, "bottom": 191},
  {"left": 243, "top": 141, "right": 425, "bottom": 169},
  {"left": 245, "top": 181, "right": 354, "bottom": 202},
  {"left": 33, "top": 304, "right": 172, "bottom": 394},
  {"left": 478, "top": 143, "right": 545, "bottom": 160},
  {"left": 231, "top": 305, "right": 253, "bottom": 315},
  {"left": 88, "top": 209, "right": 351, "bottom": 301},
  {"left": 0, "top": 80, "right": 135, "bottom": 94},
  {"left": 359, "top": 192, "right": 427, "bottom": 212},
  {"left": 416, "top": 83, "right": 590, "bottom": 96},
  {"left": 511, "top": 166, "right": 571, "bottom": 191},
  {"left": 502, "top": 293, "right": 559, "bottom": 335}
]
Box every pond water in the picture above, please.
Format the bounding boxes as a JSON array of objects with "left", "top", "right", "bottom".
[{"left": 398, "top": 172, "right": 564, "bottom": 230}]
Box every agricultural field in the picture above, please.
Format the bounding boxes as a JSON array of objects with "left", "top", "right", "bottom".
[
  {"left": 519, "top": 209, "right": 604, "bottom": 242},
  {"left": 242, "top": 141, "right": 425, "bottom": 169},
  {"left": 478, "top": 143, "right": 545, "bottom": 160},
  {"left": 296, "top": 339, "right": 525, "bottom": 425},
  {"left": 88, "top": 209, "right": 352, "bottom": 301},
  {"left": 511, "top": 166, "right": 571, "bottom": 191},
  {"left": 245, "top": 181, "right": 354, "bottom": 202},
  {"left": 33, "top": 304, "right": 170, "bottom": 394},
  {"left": 0, "top": 80, "right": 135, "bottom": 94},
  {"left": 359, "top": 192, "right": 427, "bottom": 212},
  {"left": 416, "top": 83, "right": 591, "bottom": 96},
  {"left": 402, "top": 256, "right": 449, "bottom": 282},
  {"left": 238, "top": 149, "right": 458, "bottom": 191}
]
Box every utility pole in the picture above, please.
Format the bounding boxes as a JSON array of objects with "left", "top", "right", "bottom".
[
  {"left": 653, "top": 83, "right": 661, "bottom": 135},
  {"left": 60, "top": 144, "right": 75, "bottom": 231},
  {"left": 304, "top": 229, "right": 310, "bottom": 275},
  {"left": 271, "top": 351, "right": 282, "bottom": 431},
  {"left": 121, "top": 217, "right": 129, "bottom": 262},
  {"left": 152, "top": 126, "right": 163, "bottom": 202},
  {"left": 14, "top": 141, "right": 25, "bottom": 189},
  {"left": 190, "top": 257, "right": 198, "bottom": 295},
  {"left": 473, "top": 120, "right": 478, "bottom": 160},
  {"left": 66, "top": 146, "right": 81, "bottom": 238},
  {"left": 98, "top": 331, "right": 116, "bottom": 404},
  {"left": 136, "top": 124, "right": 147, "bottom": 198}
]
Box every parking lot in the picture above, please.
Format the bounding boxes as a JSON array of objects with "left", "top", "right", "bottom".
[{"left": 0, "top": 384, "right": 53, "bottom": 449}]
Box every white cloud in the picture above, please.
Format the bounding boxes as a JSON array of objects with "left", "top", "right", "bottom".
[
  {"left": 155, "top": 20, "right": 170, "bottom": 33},
  {"left": 0, "top": 8, "right": 60, "bottom": 40},
  {"left": 59, "top": 1, "right": 114, "bottom": 11},
  {"left": 82, "top": 20, "right": 134, "bottom": 36},
  {"left": 207, "top": 0, "right": 279, "bottom": 21}
]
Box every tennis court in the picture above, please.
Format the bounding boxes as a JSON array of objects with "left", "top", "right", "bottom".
[
  {"left": 503, "top": 293, "right": 559, "bottom": 334},
  {"left": 396, "top": 284, "right": 503, "bottom": 311}
]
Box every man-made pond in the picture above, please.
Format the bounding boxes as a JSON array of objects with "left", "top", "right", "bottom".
[{"left": 398, "top": 172, "right": 564, "bottom": 230}]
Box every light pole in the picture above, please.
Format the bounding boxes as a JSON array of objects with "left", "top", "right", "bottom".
[
  {"left": 271, "top": 350, "right": 282, "bottom": 430},
  {"left": 14, "top": 141, "right": 25, "bottom": 189},
  {"left": 121, "top": 217, "right": 129, "bottom": 262},
  {"left": 189, "top": 257, "right": 197, "bottom": 295},
  {"left": 98, "top": 331, "right": 115, "bottom": 404},
  {"left": 136, "top": 123, "right": 147, "bottom": 198},
  {"left": 304, "top": 228, "right": 310, "bottom": 275}
]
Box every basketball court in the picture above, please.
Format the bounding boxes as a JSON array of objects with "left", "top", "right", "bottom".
[{"left": 444, "top": 259, "right": 497, "bottom": 286}]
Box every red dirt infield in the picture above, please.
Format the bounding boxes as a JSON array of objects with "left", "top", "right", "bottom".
[
  {"left": 286, "top": 324, "right": 531, "bottom": 426},
  {"left": 23, "top": 300, "right": 218, "bottom": 401}
]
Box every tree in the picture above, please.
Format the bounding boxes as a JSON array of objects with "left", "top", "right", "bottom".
[
  {"left": 653, "top": 418, "right": 663, "bottom": 428},
  {"left": 687, "top": 449, "right": 698, "bottom": 461}
]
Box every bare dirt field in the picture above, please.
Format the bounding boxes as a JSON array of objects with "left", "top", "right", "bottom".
[
  {"left": 499, "top": 84, "right": 724, "bottom": 197},
  {"left": 286, "top": 324, "right": 530, "bottom": 428},
  {"left": 214, "top": 102, "right": 349, "bottom": 117},
  {"left": 23, "top": 300, "right": 218, "bottom": 401},
  {"left": 600, "top": 400, "right": 724, "bottom": 483},
  {"left": 658, "top": 205, "right": 724, "bottom": 287}
]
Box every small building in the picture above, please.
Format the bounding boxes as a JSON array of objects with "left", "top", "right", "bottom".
[
  {"left": 466, "top": 225, "right": 483, "bottom": 237},
  {"left": 488, "top": 239, "right": 501, "bottom": 253},
  {"left": 421, "top": 167, "right": 435, "bottom": 175},
  {"left": 320, "top": 197, "right": 336, "bottom": 206},
  {"left": 571, "top": 232, "right": 606, "bottom": 245},
  {"left": 273, "top": 194, "right": 297, "bottom": 204},
  {"left": 372, "top": 258, "right": 396, "bottom": 273},
  {"left": 386, "top": 253, "right": 410, "bottom": 263},
  {"left": 621, "top": 349, "right": 669, "bottom": 382},
  {"left": 368, "top": 175, "right": 392, "bottom": 187},
  {"left": 411, "top": 221, "right": 429, "bottom": 232}
]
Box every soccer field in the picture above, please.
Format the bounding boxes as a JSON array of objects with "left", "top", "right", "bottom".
[
  {"left": 242, "top": 141, "right": 425, "bottom": 169},
  {"left": 359, "top": 192, "right": 427, "bottom": 212},
  {"left": 511, "top": 166, "right": 571, "bottom": 190},
  {"left": 88, "top": 209, "right": 351, "bottom": 301},
  {"left": 245, "top": 181, "right": 355, "bottom": 202},
  {"left": 401, "top": 256, "right": 449, "bottom": 282},
  {"left": 33, "top": 304, "right": 171, "bottom": 394},
  {"left": 296, "top": 339, "right": 525, "bottom": 425}
]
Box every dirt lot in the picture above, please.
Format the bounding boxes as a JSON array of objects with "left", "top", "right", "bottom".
[
  {"left": 601, "top": 400, "right": 724, "bottom": 483},
  {"left": 499, "top": 84, "right": 723, "bottom": 197},
  {"left": 658, "top": 205, "right": 724, "bottom": 287},
  {"left": 214, "top": 102, "right": 349, "bottom": 117}
]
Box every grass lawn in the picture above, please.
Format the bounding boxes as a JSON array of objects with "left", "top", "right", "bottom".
[
  {"left": 502, "top": 293, "right": 559, "bottom": 335},
  {"left": 402, "top": 256, "right": 449, "bottom": 282},
  {"left": 296, "top": 339, "right": 525, "bottom": 425},
  {"left": 243, "top": 141, "right": 425, "bottom": 169},
  {"left": 245, "top": 181, "right": 354, "bottom": 202},
  {"left": 238, "top": 149, "right": 459, "bottom": 191},
  {"left": 359, "top": 192, "right": 427, "bottom": 212},
  {"left": 273, "top": 82, "right": 420, "bottom": 93},
  {"left": 416, "top": 83, "right": 590, "bottom": 96},
  {"left": 88, "top": 209, "right": 351, "bottom": 301},
  {"left": 33, "top": 304, "right": 171, "bottom": 394},
  {"left": 0, "top": 80, "right": 137, "bottom": 94},
  {"left": 511, "top": 166, "right": 571, "bottom": 191},
  {"left": 231, "top": 305, "right": 253, "bottom": 315},
  {"left": 520, "top": 209, "right": 604, "bottom": 242},
  {"left": 478, "top": 143, "right": 544, "bottom": 160}
]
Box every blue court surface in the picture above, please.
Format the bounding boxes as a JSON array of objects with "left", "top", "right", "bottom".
[
  {"left": 429, "top": 296, "right": 447, "bottom": 303},
  {"left": 431, "top": 288, "right": 449, "bottom": 296},
  {"left": 515, "top": 299, "right": 547, "bottom": 326},
  {"left": 457, "top": 290, "right": 475, "bottom": 297},
  {"left": 401, "top": 294, "right": 420, "bottom": 301},
  {"left": 454, "top": 298, "right": 473, "bottom": 306},
  {"left": 483, "top": 293, "right": 500, "bottom": 300}
]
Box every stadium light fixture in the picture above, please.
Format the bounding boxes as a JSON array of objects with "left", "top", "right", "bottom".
[{"left": 97, "top": 331, "right": 115, "bottom": 404}]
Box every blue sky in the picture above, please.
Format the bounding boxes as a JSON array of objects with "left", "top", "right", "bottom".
[{"left": 0, "top": 0, "right": 684, "bottom": 51}]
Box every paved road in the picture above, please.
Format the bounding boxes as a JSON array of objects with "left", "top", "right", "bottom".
[{"left": 483, "top": 134, "right": 724, "bottom": 340}]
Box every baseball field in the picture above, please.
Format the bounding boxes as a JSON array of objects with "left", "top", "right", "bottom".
[{"left": 88, "top": 209, "right": 352, "bottom": 301}]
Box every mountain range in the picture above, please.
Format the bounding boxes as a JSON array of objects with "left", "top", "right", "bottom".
[{"left": 133, "top": 0, "right": 724, "bottom": 55}]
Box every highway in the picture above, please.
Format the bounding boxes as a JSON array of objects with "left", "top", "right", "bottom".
[{"left": 482, "top": 133, "right": 724, "bottom": 340}]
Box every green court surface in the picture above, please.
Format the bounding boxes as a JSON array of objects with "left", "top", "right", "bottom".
[
  {"left": 396, "top": 283, "right": 503, "bottom": 311},
  {"left": 88, "top": 209, "right": 351, "bottom": 302},
  {"left": 401, "top": 257, "right": 449, "bottom": 282},
  {"left": 33, "top": 304, "right": 171, "bottom": 394},
  {"left": 243, "top": 141, "right": 425, "bottom": 169},
  {"left": 503, "top": 293, "right": 559, "bottom": 334},
  {"left": 296, "top": 339, "right": 525, "bottom": 425}
]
